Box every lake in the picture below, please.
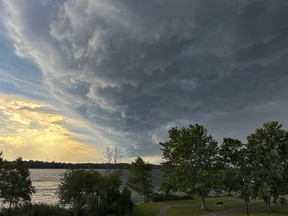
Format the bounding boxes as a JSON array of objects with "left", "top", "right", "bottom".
[{"left": 30, "top": 169, "right": 161, "bottom": 205}]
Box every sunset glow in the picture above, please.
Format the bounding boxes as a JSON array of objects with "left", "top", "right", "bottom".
[{"left": 0, "top": 94, "right": 101, "bottom": 162}]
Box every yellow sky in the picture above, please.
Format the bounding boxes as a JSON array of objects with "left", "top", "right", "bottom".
[{"left": 0, "top": 94, "right": 102, "bottom": 162}]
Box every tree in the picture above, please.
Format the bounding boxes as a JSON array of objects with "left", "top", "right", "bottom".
[
  {"left": 58, "top": 169, "right": 103, "bottom": 214},
  {"left": 127, "top": 157, "right": 153, "bottom": 203},
  {"left": 218, "top": 138, "right": 243, "bottom": 195},
  {"left": 0, "top": 157, "right": 35, "bottom": 216},
  {"left": 219, "top": 138, "right": 254, "bottom": 215},
  {"left": 246, "top": 121, "right": 288, "bottom": 211},
  {"left": 101, "top": 170, "right": 122, "bottom": 214},
  {"left": 103, "top": 146, "right": 123, "bottom": 173},
  {"left": 160, "top": 124, "right": 218, "bottom": 210},
  {"left": 104, "top": 146, "right": 113, "bottom": 165},
  {"left": 104, "top": 146, "right": 123, "bottom": 164},
  {"left": 58, "top": 169, "right": 131, "bottom": 215},
  {"left": 117, "top": 187, "right": 133, "bottom": 215},
  {"left": 219, "top": 138, "right": 243, "bottom": 167}
]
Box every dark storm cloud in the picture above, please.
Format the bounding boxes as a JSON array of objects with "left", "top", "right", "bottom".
[{"left": 2, "top": 0, "right": 288, "bottom": 160}]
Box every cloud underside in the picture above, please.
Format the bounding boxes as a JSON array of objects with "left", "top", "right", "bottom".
[{"left": 1, "top": 0, "right": 288, "bottom": 160}]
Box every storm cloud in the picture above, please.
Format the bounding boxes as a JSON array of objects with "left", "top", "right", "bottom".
[{"left": 1, "top": 0, "right": 288, "bottom": 161}]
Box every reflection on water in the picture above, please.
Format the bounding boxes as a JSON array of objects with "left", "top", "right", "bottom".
[
  {"left": 30, "top": 169, "right": 160, "bottom": 205},
  {"left": 30, "top": 169, "right": 64, "bottom": 205}
]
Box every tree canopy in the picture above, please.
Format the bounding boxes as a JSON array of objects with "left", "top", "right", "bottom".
[
  {"left": 160, "top": 124, "right": 218, "bottom": 210},
  {"left": 245, "top": 121, "right": 288, "bottom": 211},
  {"left": 57, "top": 169, "right": 132, "bottom": 215},
  {"left": 0, "top": 156, "right": 35, "bottom": 216},
  {"left": 218, "top": 138, "right": 244, "bottom": 195},
  {"left": 127, "top": 156, "right": 153, "bottom": 203}
]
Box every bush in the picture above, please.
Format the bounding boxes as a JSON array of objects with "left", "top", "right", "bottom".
[
  {"left": 279, "top": 197, "right": 287, "bottom": 206},
  {"left": 117, "top": 187, "right": 133, "bottom": 215},
  {"left": 0, "top": 204, "right": 72, "bottom": 216},
  {"left": 58, "top": 169, "right": 133, "bottom": 216},
  {"left": 151, "top": 193, "right": 192, "bottom": 202}
]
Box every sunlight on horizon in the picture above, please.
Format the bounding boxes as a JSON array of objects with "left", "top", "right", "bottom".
[{"left": 0, "top": 94, "right": 102, "bottom": 162}]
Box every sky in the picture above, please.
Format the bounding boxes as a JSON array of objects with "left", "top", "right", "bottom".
[{"left": 0, "top": 0, "right": 288, "bottom": 163}]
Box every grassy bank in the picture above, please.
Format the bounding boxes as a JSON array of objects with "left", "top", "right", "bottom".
[{"left": 133, "top": 196, "right": 264, "bottom": 216}]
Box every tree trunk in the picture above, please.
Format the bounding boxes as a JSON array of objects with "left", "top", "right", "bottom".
[
  {"left": 228, "top": 188, "right": 232, "bottom": 196},
  {"left": 7, "top": 203, "right": 11, "bottom": 216},
  {"left": 245, "top": 202, "right": 249, "bottom": 216},
  {"left": 263, "top": 196, "right": 271, "bottom": 211},
  {"left": 7, "top": 195, "right": 14, "bottom": 216},
  {"left": 200, "top": 194, "right": 206, "bottom": 210}
]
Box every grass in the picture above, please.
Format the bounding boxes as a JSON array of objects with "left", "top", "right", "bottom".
[
  {"left": 234, "top": 206, "right": 288, "bottom": 216},
  {"left": 133, "top": 199, "right": 194, "bottom": 216},
  {"left": 167, "top": 196, "right": 262, "bottom": 216},
  {"left": 133, "top": 196, "right": 264, "bottom": 216}
]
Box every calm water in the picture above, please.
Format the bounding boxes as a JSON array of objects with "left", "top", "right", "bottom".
[{"left": 30, "top": 169, "right": 160, "bottom": 205}]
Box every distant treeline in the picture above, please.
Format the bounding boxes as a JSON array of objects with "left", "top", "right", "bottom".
[{"left": 24, "top": 160, "right": 161, "bottom": 169}]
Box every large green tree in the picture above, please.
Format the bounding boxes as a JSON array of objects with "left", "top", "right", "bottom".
[
  {"left": 160, "top": 124, "right": 218, "bottom": 210},
  {"left": 0, "top": 157, "right": 35, "bottom": 216},
  {"left": 127, "top": 157, "right": 153, "bottom": 203},
  {"left": 246, "top": 121, "right": 288, "bottom": 211}
]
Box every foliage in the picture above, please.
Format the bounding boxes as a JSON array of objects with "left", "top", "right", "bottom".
[
  {"left": 58, "top": 169, "right": 103, "bottom": 211},
  {"left": 217, "top": 168, "right": 242, "bottom": 195},
  {"left": 26, "top": 160, "right": 131, "bottom": 169},
  {"left": 218, "top": 138, "right": 244, "bottom": 195},
  {"left": 100, "top": 170, "right": 122, "bottom": 215},
  {"left": 25, "top": 160, "right": 160, "bottom": 169},
  {"left": 245, "top": 121, "right": 288, "bottom": 211},
  {"left": 117, "top": 187, "right": 133, "bottom": 215},
  {"left": 127, "top": 157, "right": 153, "bottom": 203},
  {"left": 0, "top": 204, "right": 73, "bottom": 216},
  {"left": 160, "top": 124, "right": 218, "bottom": 209},
  {"left": 219, "top": 138, "right": 243, "bottom": 167},
  {"left": 0, "top": 157, "right": 35, "bottom": 215},
  {"left": 57, "top": 169, "right": 133, "bottom": 215}
]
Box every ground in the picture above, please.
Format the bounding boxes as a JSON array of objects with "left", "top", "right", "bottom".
[{"left": 133, "top": 196, "right": 288, "bottom": 216}]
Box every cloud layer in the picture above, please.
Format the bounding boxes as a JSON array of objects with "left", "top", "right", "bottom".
[{"left": 1, "top": 0, "right": 288, "bottom": 162}]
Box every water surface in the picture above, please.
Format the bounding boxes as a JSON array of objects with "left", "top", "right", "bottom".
[{"left": 30, "top": 169, "right": 160, "bottom": 204}]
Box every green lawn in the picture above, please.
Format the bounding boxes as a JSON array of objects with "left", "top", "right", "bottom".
[
  {"left": 234, "top": 206, "right": 288, "bottom": 216},
  {"left": 167, "top": 197, "right": 262, "bottom": 216},
  {"left": 133, "top": 196, "right": 264, "bottom": 216},
  {"left": 133, "top": 199, "right": 195, "bottom": 216}
]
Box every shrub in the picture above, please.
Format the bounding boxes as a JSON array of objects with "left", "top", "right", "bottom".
[
  {"left": 117, "top": 187, "right": 133, "bottom": 215},
  {"left": 58, "top": 169, "right": 133, "bottom": 216},
  {"left": 0, "top": 204, "right": 72, "bottom": 216}
]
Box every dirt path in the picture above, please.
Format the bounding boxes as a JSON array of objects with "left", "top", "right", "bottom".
[{"left": 155, "top": 204, "right": 263, "bottom": 216}]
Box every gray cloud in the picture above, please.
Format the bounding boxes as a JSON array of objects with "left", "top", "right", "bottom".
[{"left": 2, "top": 0, "right": 288, "bottom": 160}]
